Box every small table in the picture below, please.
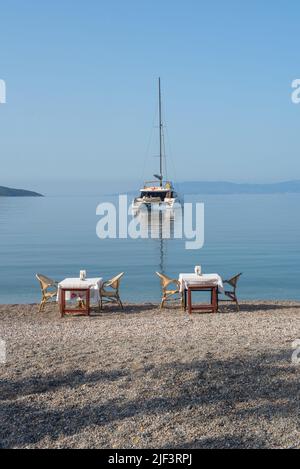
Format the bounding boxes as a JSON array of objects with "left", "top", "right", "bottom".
[
  {"left": 57, "top": 278, "right": 103, "bottom": 317},
  {"left": 179, "top": 273, "right": 224, "bottom": 314}
]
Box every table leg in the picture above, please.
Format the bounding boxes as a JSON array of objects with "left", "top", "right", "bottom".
[
  {"left": 61, "top": 289, "right": 65, "bottom": 318},
  {"left": 188, "top": 288, "right": 192, "bottom": 315},
  {"left": 212, "top": 287, "right": 217, "bottom": 313},
  {"left": 86, "top": 289, "right": 90, "bottom": 316}
]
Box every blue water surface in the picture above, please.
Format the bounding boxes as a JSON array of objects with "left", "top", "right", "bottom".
[{"left": 0, "top": 194, "right": 299, "bottom": 303}]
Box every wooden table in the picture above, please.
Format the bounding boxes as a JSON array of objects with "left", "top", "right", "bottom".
[
  {"left": 179, "top": 273, "right": 224, "bottom": 315},
  {"left": 57, "top": 278, "right": 103, "bottom": 317},
  {"left": 186, "top": 284, "right": 218, "bottom": 314},
  {"left": 60, "top": 287, "right": 91, "bottom": 317}
]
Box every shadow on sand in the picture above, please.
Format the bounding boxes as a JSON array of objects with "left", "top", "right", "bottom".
[{"left": 1, "top": 348, "right": 298, "bottom": 449}]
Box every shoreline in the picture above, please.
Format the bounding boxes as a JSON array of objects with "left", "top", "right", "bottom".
[{"left": 1, "top": 299, "right": 300, "bottom": 307}]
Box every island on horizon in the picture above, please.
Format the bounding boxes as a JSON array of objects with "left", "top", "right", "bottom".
[
  {"left": 177, "top": 180, "right": 300, "bottom": 195},
  {"left": 122, "top": 180, "right": 300, "bottom": 197},
  {"left": 0, "top": 186, "right": 43, "bottom": 197}
]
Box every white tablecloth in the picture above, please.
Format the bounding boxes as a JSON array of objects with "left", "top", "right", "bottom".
[
  {"left": 179, "top": 273, "right": 224, "bottom": 293},
  {"left": 57, "top": 278, "right": 103, "bottom": 303}
]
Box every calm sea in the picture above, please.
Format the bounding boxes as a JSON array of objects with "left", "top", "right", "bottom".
[{"left": 0, "top": 194, "right": 299, "bottom": 304}]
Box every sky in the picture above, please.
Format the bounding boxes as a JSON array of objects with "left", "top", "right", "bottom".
[{"left": 1, "top": 0, "right": 300, "bottom": 194}]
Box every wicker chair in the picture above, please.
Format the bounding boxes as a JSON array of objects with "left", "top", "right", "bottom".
[
  {"left": 219, "top": 273, "right": 242, "bottom": 311},
  {"left": 156, "top": 272, "right": 183, "bottom": 309},
  {"left": 36, "top": 273, "right": 58, "bottom": 312},
  {"left": 100, "top": 273, "right": 124, "bottom": 310}
]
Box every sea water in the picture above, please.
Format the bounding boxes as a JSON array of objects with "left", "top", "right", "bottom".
[{"left": 0, "top": 193, "right": 299, "bottom": 303}]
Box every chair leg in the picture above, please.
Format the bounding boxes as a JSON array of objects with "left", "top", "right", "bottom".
[
  {"left": 118, "top": 296, "right": 124, "bottom": 310},
  {"left": 40, "top": 298, "right": 47, "bottom": 312},
  {"left": 160, "top": 292, "right": 184, "bottom": 310},
  {"left": 38, "top": 300, "right": 44, "bottom": 312},
  {"left": 235, "top": 298, "right": 240, "bottom": 312}
]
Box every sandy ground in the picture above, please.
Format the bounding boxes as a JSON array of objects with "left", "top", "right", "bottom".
[{"left": 0, "top": 300, "right": 300, "bottom": 449}]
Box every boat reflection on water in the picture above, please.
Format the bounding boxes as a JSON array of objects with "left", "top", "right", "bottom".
[{"left": 131, "top": 205, "right": 183, "bottom": 273}]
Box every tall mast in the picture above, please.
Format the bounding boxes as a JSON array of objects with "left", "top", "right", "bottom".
[{"left": 158, "top": 77, "right": 163, "bottom": 187}]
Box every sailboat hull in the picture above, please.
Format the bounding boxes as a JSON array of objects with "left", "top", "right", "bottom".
[{"left": 132, "top": 196, "right": 181, "bottom": 212}]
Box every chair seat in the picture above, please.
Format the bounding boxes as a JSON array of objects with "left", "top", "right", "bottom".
[
  {"left": 165, "top": 289, "right": 179, "bottom": 295},
  {"left": 101, "top": 290, "right": 118, "bottom": 297},
  {"left": 224, "top": 291, "right": 235, "bottom": 297},
  {"left": 44, "top": 291, "right": 57, "bottom": 299}
]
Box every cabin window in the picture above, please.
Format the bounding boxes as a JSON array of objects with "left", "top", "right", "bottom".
[{"left": 141, "top": 191, "right": 171, "bottom": 201}]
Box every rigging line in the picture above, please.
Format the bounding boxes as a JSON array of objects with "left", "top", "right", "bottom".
[
  {"left": 162, "top": 123, "right": 168, "bottom": 181},
  {"left": 159, "top": 92, "right": 168, "bottom": 181},
  {"left": 140, "top": 104, "right": 158, "bottom": 187},
  {"left": 159, "top": 97, "right": 167, "bottom": 180},
  {"left": 163, "top": 101, "right": 178, "bottom": 189}
]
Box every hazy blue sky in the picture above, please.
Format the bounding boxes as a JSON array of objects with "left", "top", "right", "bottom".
[{"left": 1, "top": 0, "right": 300, "bottom": 193}]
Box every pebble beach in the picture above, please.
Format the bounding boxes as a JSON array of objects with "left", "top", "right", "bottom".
[{"left": 0, "top": 301, "right": 300, "bottom": 449}]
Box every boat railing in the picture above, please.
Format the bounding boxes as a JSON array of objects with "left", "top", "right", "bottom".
[{"left": 142, "top": 180, "right": 173, "bottom": 189}]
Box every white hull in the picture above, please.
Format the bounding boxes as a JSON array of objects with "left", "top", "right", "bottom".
[{"left": 132, "top": 197, "right": 181, "bottom": 212}]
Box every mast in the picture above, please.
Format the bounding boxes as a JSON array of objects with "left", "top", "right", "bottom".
[{"left": 158, "top": 77, "right": 163, "bottom": 187}]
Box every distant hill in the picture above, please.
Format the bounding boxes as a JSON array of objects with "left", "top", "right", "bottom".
[
  {"left": 122, "top": 180, "right": 300, "bottom": 196},
  {"left": 0, "top": 186, "right": 43, "bottom": 197},
  {"left": 176, "top": 180, "right": 300, "bottom": 195}
]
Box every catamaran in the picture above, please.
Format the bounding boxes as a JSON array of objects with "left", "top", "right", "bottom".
[{"left": 132, "top": 78, "right": 181, "bottom": 211}]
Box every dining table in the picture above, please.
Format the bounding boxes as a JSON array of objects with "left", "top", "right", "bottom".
[
  {"left": 178, "top": 273, "right": 224, "bottom": 314},
  {"left": 57, "top": 277, "right": 103, "bottom": 317}
]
